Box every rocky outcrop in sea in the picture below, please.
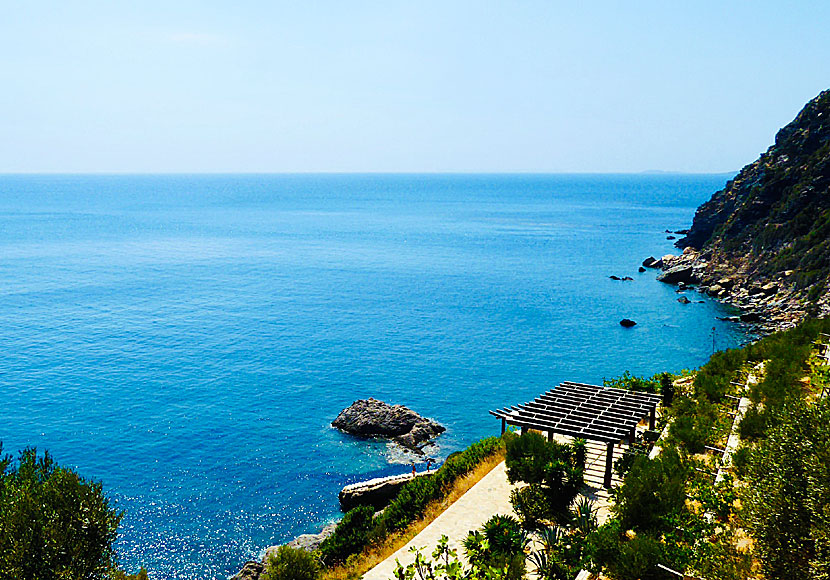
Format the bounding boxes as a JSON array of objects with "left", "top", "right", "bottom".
[{"left": 332, "top": 398, "right": 445, "bottom": 452}]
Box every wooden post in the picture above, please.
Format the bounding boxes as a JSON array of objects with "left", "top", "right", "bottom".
[
  {"left": 649, "top": 405, "right": 656, "bottom": 430},
  {"left": 604, "top": 442, "right": 614, "bottom": 488},
  {"left": 501, "top": 418, "right": 506, "bottom": 435},
  {"left": 547, "top": 430, "right": 553, "bottom": 442},
  {"left": 628, "top": 427, "right": 635, "bottom": 445}
]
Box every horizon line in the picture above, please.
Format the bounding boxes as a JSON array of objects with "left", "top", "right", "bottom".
[{"left": 0, "top": 169, "right": 739, "bottom": 176}]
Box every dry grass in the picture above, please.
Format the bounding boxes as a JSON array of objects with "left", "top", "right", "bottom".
[{"left": 320, "top": 450, "right": 506, "bottom": 580}]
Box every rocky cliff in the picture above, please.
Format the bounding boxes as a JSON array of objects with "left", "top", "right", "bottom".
[{"left": 659, "top": 89, "right": 830, "bottom": 332}]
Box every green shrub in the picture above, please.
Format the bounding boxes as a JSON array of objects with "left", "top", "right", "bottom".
[
  {"left": 262, "top": 545, "right": 321, "bottom": 580},
  {"left": 742, "top": 398, "right": 830, "bottom": 579},
  {"left": 0, "top": 445, "right": 122, "bottom": 580},
  {"left": 604, "top": 371, "right": 659, "bottom": 393},
  {"left": 482, "top": 514, "right": 527, "bottom": 556},
  {"left": 505, "top": 432, "right": 583, "bottom": 521},
  {"left": 586, "top": 520, "right": 673, "bottom": 580},
  {"left": 319, "top": 505, "right": 375, "bottom": 565},
  {"left": 510, "top": 485, "right": 550, "bottom": 530},
  {"left": 463, "top": 516, "right": 527, "bottom": 580},
  {"left": 738, "top": 404, "right": 768, "bottom": 441},
  {"left": 612, "top": 447, "right": 688, "bottom": 534}
]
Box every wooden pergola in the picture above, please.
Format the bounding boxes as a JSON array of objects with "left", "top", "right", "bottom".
[{"left": 490, "top": 381, "right": 662, "bottom": 488}]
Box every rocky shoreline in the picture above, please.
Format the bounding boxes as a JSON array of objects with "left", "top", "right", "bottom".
[{"left": 651, "top": 248, "right": 827, "bottom": 335}]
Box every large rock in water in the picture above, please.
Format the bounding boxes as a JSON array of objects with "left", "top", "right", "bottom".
[{"left": 332, "top": 398, "right": 445, "bottom": 451}]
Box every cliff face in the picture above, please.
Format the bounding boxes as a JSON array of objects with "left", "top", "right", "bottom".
[{"left": 663, "top": 89, "right": 830, "bottom": 331}]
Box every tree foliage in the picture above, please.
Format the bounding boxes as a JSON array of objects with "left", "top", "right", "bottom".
[
  {"left": 742, "top": 398, "right": 830, "bottom": 579},
  {"left": 0, "top": 445, "right": 123, "bottom": 580},
  {"left": 504, "top": 432, "right": 583, "bottom": 523}
]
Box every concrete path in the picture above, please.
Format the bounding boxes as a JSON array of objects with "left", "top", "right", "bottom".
[{"left": 362, "top": 461, "right": 519, "bottom": 580}]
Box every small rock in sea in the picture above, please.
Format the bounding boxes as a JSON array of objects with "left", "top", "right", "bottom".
[
  {"left": 677, "top": 296, "right": 691, "bottom": 304},
  {"left": 642, "top": 256, "right": 662, "bottom": 268},
  {"left": 666, "top": 235, "right": 676, "bottom": 240},
  {"left": 674, "top": 229, "right": 690, "bottom": 235},
  {"left": 619, "top": 318, "right": 637, "bottom": 328},
  {"left": 609, "top": 275, "right": 621, "bottom": 280},
  {"left": 622, "top": 276, "right": 634, "bottom": 281},
  {"left": 638, "top": 266, "right": 646, "bottom": 273}
]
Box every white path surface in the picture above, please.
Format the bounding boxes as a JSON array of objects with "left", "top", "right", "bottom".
[{"left": 362, "top": 461, "right": 519, "bottom": 580}]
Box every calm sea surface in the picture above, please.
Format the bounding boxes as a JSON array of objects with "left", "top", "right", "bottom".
[{"left": 0, "top": 174, "right": 748, "bottom": 579}]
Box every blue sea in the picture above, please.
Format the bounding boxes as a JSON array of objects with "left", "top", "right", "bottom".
[{"left": 0, "top": 174, "right": 748, "bottom": 579}]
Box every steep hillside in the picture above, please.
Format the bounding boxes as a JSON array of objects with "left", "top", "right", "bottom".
[{"left": 658, "top": 90, "right": 830, "bottom": 332}]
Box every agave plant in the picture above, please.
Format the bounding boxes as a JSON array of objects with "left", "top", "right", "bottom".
[{"left": 569, "top": 496, "right": 597, "bottom": 535}]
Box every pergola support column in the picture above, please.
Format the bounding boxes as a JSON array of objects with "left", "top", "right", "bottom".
[
  {"left": 604, "top": 442, "right": 614, "bottom": 488},
  {"left": 501, "top": 418, "right": 506, "bottom": 435},
  {"left": 628, "top": 427, "right": 635, "bottom": 445},
  {"left": 649, "top": 405, "right": 656, "bottom": 430}
]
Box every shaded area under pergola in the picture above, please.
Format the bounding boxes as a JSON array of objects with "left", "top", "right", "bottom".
[{"left": 490, "top": 381, "right": 662, "bottom": 488}]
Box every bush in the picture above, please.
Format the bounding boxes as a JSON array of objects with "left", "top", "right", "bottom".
[
  {"left": 482, "top": 514, "right": 527, "bottom": 556},
  {"left": 586, "top": 520, "right": 673, "bottom": 580},
  {"left": 0, "top": 445, "right": 122, "bottom": 580},
  {"left": 262, "top": 545, "right": 321, "bottom": 580},
  {"left": 505, "top": 432, "right": 583, "bottom": 522},
  {"left": 463, "top": 516, "right": 527, "bottom": 580},
  {"left": 742, "top": 398, "right": 830, "bottom": 579},
  {"left": 604, "top": 371, "right": 659, "bottom": 393},
  {"left": 612, "top": 447, "right": 688, "bottom": 534},
  {"left": 319, "top": 505, "right": 375, "bottom": 565},
  {"left": 510, "top": 485, "right": 550, "bottom": 530}
]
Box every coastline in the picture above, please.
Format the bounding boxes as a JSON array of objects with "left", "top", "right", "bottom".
[{"left": 657, "top": 248, "right": 829, "bottom": 335}]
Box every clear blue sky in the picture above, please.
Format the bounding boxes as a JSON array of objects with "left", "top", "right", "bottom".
[{"left": 2, "top": 1, "right": 829, "bottom": 173}]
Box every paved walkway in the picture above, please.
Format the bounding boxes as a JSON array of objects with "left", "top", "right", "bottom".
[{"left": 362, "top": 461, "right": 519, "bottom": 580}]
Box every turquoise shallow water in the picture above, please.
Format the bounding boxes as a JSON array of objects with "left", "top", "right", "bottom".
[{"left": 0, "top": 174, "right": 748, "bottom": 579}]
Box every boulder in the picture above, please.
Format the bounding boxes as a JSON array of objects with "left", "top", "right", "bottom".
[
  {"left": 706, "top": 284, "right": 724, "bottom": 296},
  {"left": 666, "top": 235, "right": 676, "bottom": 240},
  {"left": 642, "top": 256, "right": 662, "bottom": 268},
  {"left": 231, "top": 561, "right": 265, "bottom": 580},
  {"left": 332, "top": 399, "right": 445, "bottom": 451},
  {"left": 609, "top": 275, "right": 621, "bottom": 280},
  {"left": 619, "top": 319, "right": 637, "bottom": 328},
  {"left": 638, "top": 266, "right": 646, "bottom": 273},
  {"left": 285, "top": 522, "right": 338, "bottom": 552},
  {"left": 740, "top": 311, "right": 762, "bottom": 323},
  {"left": 657, "top": 265, "right": 695, "bottom": 285},
  {"left": 717, "top": 277, "right": 734, "bottom": 288},
  {"left": 677, "top": 296, "right": 691, "bottom": 304},
  {"left": 761, "top": 282, "right": 779, "bottom": 295},
  {"left": 622, "top": 276, "right": 634, "bottom": 281}
]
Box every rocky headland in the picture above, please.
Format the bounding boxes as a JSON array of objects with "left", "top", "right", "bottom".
[
  {"left": 332, "top": 398, "right": 445, "bottom": 453},
  {"left": 653, "top": 89, "right": 830, "bottom": 334}
]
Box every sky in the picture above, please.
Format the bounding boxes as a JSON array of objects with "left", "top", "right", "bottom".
[{"left": 1, "top": 1, "right": 829, "bottom": 173}]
